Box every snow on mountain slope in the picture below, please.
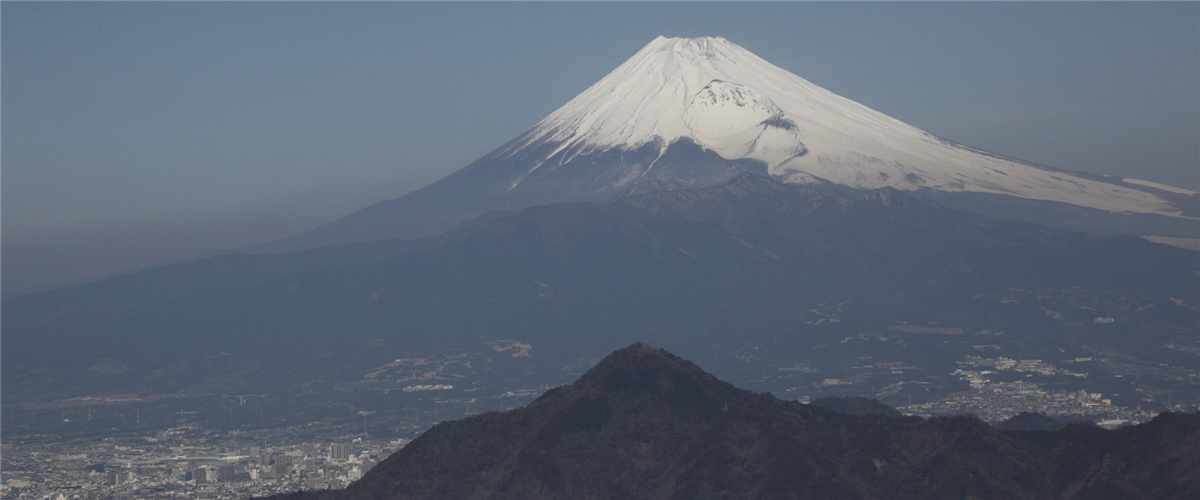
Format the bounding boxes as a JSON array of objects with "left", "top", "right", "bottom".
[
  {"left": 251, "top": 36, "right": 1192, "bottom": 255},
  {"left": 497, "top": 36, "right": 1182, "bottom": 216}
]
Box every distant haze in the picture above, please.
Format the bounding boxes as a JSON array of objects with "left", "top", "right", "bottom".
[{"left": 3, "top": 2, "right": 1197, "bottom": 295}]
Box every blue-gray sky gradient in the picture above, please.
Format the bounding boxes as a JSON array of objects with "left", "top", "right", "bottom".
[{"left": 3, "top": 2, "right": 1198, "bottom": 294}]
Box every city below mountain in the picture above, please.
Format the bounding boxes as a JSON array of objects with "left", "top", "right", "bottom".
[
  {"left": 5, "top": 174, "right": 1195, "bottom": 419},
  {"left": 258, "top": 36, "right": 1196, "bottom": 255},
  {"left": 263, "top": 343, "right": 1200, "bottom": 500}
]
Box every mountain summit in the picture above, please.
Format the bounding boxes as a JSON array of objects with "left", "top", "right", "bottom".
[
  {"left": 260, "top": 36, "right": 1192, "bottom": 253},
  {"left": 513, "top": 36, "right": 1175, "bottom": 211}
]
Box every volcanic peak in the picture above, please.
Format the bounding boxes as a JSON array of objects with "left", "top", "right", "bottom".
[
  {"left": 503, "top": 36, "right": 1178, "bottom": 217},
  {"left": 253, "top": 35, "right": 1190, "bottom": 255}
]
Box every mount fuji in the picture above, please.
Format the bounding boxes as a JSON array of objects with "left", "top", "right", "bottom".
[{"left": 261, "top": 36, "right": 1195, "bottom": 253}]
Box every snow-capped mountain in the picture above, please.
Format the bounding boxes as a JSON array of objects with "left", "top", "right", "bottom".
[
  {"left": 510, "top": 36, "right": 1182, "bottom": 213},
  {"left": 259, "top": 36, "right": 1193, "bottom": 253}
]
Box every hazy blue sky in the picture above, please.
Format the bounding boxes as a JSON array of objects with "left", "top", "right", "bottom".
[{"left": 3, "top": 2, "right": 1198, "bottom": 294}]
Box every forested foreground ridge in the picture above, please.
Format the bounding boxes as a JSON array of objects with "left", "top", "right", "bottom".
[{"left": 265, "top": 343, "right": 1200, "bottom": 500}]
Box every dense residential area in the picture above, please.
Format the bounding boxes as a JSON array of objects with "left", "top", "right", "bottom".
[{"left": 1, "top": 424, "right": 403, "bottom": 500}]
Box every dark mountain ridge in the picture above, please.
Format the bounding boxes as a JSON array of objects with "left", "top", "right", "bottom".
[{"left": 265, "top": 344, "right": 1200, "bottom": 500}]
